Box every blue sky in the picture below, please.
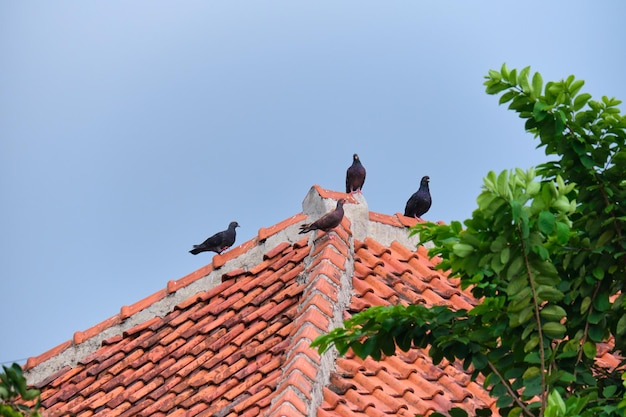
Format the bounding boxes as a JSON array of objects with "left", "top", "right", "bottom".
[{"left": 1, "top": 2, "right": 625, "bottom": 365}]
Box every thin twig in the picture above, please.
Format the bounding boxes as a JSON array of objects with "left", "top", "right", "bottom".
[{"left": 487, "top": 360, "right": 534, "bottom": 417}]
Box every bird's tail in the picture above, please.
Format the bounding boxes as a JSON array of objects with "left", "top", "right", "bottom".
[
  {"left": 189, "top": 245, "right": 202, "bottom": 255},
  {"left": 299, "top": 224, "right": 311, "bottom": 234}
]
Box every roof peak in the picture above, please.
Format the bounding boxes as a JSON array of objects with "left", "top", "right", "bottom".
[{"left": 24, "top": 185, "right": 421, "bottom": 386}]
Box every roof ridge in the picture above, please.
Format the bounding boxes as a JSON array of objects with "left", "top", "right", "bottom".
[
  {"left": 266, "top": 216, "right": 355, "bottom": 417},
  {"left": 23, "top": 211, "right": 309, "bottom": 384}
]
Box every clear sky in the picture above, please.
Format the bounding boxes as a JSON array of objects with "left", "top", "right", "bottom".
[{"left": 1, "top": 2, "right": 625, "bottom": 365}]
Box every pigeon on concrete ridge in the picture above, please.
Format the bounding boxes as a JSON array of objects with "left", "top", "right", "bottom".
[
  {"left": 346, "top": 153, "right": 366, "bottom": 194},
  {"left": 404, "top": 176, "right": 432, "bottom": 218},
  {"left": 299, "top": 199, "right": 346, "bottom": 237},
  {"left": 189, "top": 221, "right": 240, "bottom": 255}
]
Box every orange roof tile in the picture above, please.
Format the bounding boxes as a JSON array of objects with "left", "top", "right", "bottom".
[{"left": 22, "top": 185, "right": 623, "bottom": 416}]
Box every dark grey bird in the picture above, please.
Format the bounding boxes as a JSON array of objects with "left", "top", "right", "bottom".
[
  {"left": 346, "top": 153, "right": 366, "bottom": 194},
  {"left": 299, "top": 199, "right": 346, "bottom": 237},
  {"left": 404, "top": 176, "right": 432, "bottom": 218},
  {"left": 189, "top": 221, "right": 239, "bottom": 255}
]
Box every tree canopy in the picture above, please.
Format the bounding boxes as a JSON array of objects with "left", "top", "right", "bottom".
[{"left": 312, "top": 64, "right": 626, "bottom": 417}]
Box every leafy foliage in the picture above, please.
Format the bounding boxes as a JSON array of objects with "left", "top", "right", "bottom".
[
  {"left": 312, "top": 65, "right": 626, "bottom": 417},
  {"left": 0, "top": 363, "right": 41, "bottom": 417}
]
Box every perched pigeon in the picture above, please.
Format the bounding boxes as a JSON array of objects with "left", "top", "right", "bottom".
[
  {"left": 404, "top": 176, "right": 432, "bottom": 218},
  {"left": 346, "top": 153, "right": 366, "bottom": 194},
  {"left": 299, "top": 199, "right": 346, "bottom": 237},
  {"left": 189, "top": 221, "right": 239, "bottom": 255}
]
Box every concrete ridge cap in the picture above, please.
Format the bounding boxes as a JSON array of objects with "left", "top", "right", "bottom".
[{"left": 24, "top": 222, "right": 309, "bottom": 385}]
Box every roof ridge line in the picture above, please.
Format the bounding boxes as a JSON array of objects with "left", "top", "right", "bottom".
[
  {"left": 23, "top": 212, "right": 310, "bottom": 385},
  {"left": 266, "top": 217, "right": 355, "bottom": 417}
]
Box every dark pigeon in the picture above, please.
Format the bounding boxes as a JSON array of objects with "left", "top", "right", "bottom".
[
  {"left": 299, "top": 199, "right": 345, "bottom": 236},
  {"left": 346, "top": 153, "right": 366, "bottom": 194},
  {"left": 189, "top": 221, "right": 239, "bottom": 255},
  {"left": 404, "top": 176, "right": 432, "bottom": 218}
]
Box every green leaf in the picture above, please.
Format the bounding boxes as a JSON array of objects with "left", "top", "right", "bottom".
[
  {"left": 547, "top": 389, "right": 566, "bottom": 416},
  {"left": 496, "top": 170, "right": 509, "bottom": 196},
  {"left": 555, "top": 110, "right": 566, "bottom": 135},
  {"left": 508, "top": 68, "right": 518, "bottom": 85},
  {"left": 510, "top": 304, "right": 534, "bottom": 327},
  {"left": 495, "top": 393, "right": 514, "bottom": 408},
  {"left": 488, "top": 69, "right": 502, "bottom": 81},
  {"left": 542, "top": 322, "right": 566, "bottom": 339},
  {"left": 485, "top": 82, "right": 511, "bottom": 95},
  {"left": 570, "top": 78, "right": 585, "bottom": 96},
  {"left": 532, "top": 72, "right": 543, "bottom": 98},
  {"left": 540, "top": 305, "right": 566, "bottom": 322},
  {"left": 555, "top": 222, "right": 569, "bottom": 244},
  {"left": 557, "top": 371, "right": 575, "bottom": 384},
  {"left": 499, "top": 90, "right": 517, "bottom": 105},
  {"left": 533, "top": 101, "right": 550, "bottom": 121},
  {"left": 580, "top": 296, "right": 591, "bottom": 314},
  {"left": 472, "top": 352, "right": 488, "bottom": 370},
  {"left": 538, "top": 211, "right": 556, "bottom": 235},
  {"left": 617, "top": 315, "right": 626, "bottom": 336},
  {"left": 510, "top": 200, "right": 522, "bottom": 222},
  {"left": 580, "top": 154, "right": 594, "bottom": 169},
  {"left": 593, "top": 292, "right": 610, "bottom": 312},
  {"left": 603, "top": 385, "right": 617, "bottom": 398},
  {"left": 453, "top": 243, "right": 474, "bottom": 257},
  {"left": 572, "top": 139, "right": 585, "bottom": 156},
  {"left": 588, "top": 325, "right": 605, "bottom": 342},
  {"left": 533, "top": 245, "right": 550, "bottom": 262},
  {"left": 583, "top": 341, "right": 597, "bottom": 359},
  {"left": 524, "top": 351, "right": 541, "bottom": 364},
  {"left": 592, "top": 267, "right": 604, "bottom": 280},
  {"left": 449, "top": 407, "right": 469, "bottom": 417},
  {"left": 524, "top": 336, "right": 539, "bottom": 352},
  {"left": 380, "top": 333, "right": 396, "bottom": 356},
  {"left": 500, "top": 247, "right": 510, "bottom": 265},
  {"left": 22, "top": 388, "right": 40, "bottom": 401},
  {"left": 596, "top": 229, "right": 615, "bottom": 248},
  {"left": 507, "top": 275, "right": 528, "bottom": 297},
  {"left": 573, "top": 93, "right": 592, "bottom": 111},
  {"left": 536, "top": 285, "right": 564, "bottom": 302},
  {"left": 518, "top": 66, "right": 531, "bottom": 94},
  {"left": 507, "top": 256, "right": 525, "bottom": 280}
]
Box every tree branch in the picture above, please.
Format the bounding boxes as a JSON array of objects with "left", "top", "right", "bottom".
[
  {"left": 517, "top": 224, "right": 547, "bottom": 416},
  {"left": 487, "top": 360, "right": 534, "bottom": 417}
]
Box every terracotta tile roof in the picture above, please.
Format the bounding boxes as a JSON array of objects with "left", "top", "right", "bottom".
[{"left": 22, "top": 184, "right": 617, "bottom": 416}]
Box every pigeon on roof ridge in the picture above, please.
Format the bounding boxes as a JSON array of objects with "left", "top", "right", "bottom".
[
  {"left": 346, "top": 153, "right": 366, "bottom": 194},
  {"left": 404, "top": 176, "right": 432, "bottom": 218},
  {"left": 299, "top": 199, "right": 345, "bottom": 237},
  {"left": 189, "top": 221, "right": 240, "bottom": 255}
]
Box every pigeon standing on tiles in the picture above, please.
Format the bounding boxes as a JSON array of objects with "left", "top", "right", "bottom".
[
  {"left": 299, "top": 199, "right": 346, "bottom": 236},
  {"left": 189, "top": 221, "right": 240, "bottom": 255},
  {"left": 346, "top": 153, "right": 366, "bottom": 194},
  {"left": 404, "top": 176, "right": 432, "bottom": 218}
]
